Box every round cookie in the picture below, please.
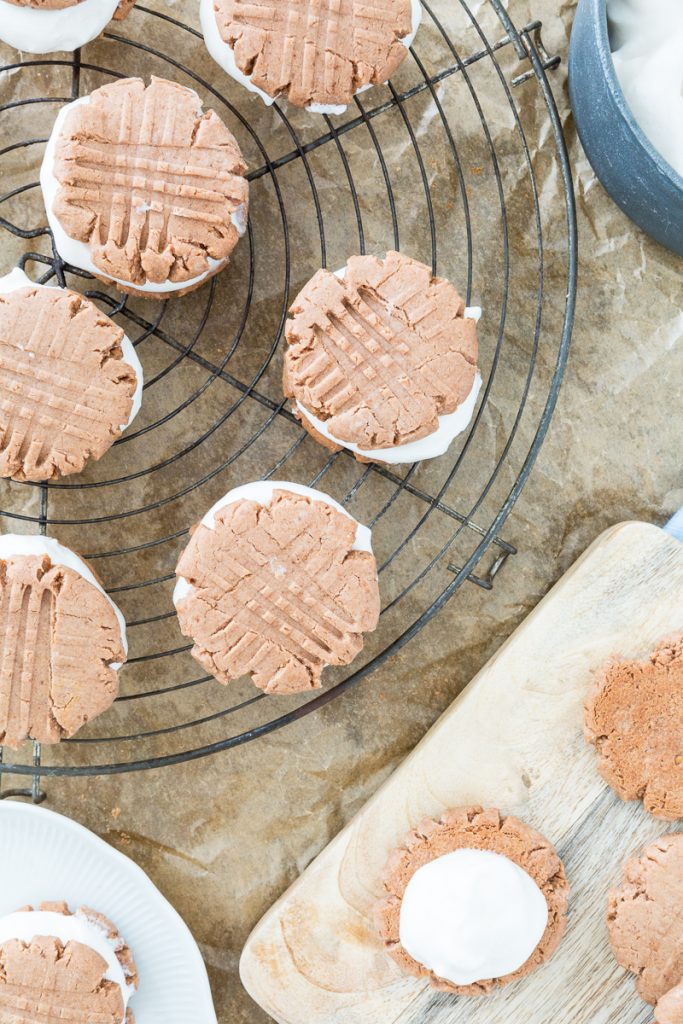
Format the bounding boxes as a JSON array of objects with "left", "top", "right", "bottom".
[
  {"left": 0, "top": 534, "right": 127, "bottom": 749},
  {"left": 201, "top": 0, "right": 422, "bottom": 113},
  {"left": 584, "top": 635, "right": 683, "bottom": 820},
  {"left": 0, "top": 902, "right": 137, "bottom": 1024},
  {"left": 657, "top": 982, "right": 683, "bottom": 1024},
  {"left": 174, "top": 481, "right": 380, "bottom": 694},
  {"left": 283, "top": 252, "right": 481, "bottom": 465},
  {"left": 0, "top": 269, "right": 143, "bottom": 482},
  {"left": 376, "top": 806, "right": 570, "bottom": 996},
  {"left": 608, "top": 834, "right": 683, "bottom": 1006},
  {"left": 0, "top": 0, "right": 136, "bottom": 54},
  {"left": 40, "top": 76, "right": 249, "bottom": 299}
]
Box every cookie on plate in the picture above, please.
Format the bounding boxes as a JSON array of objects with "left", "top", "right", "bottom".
[
  {"left": 0, "top": 269, "right": 143, "bottom": 482},
  {"left": 200, "top": 0, "right": 422, "bottom": 113},
  {"left": 584, "top": 634, "right": 683, "bottom": 820},
  {"left": 284, "top": 252, "right": 481, "bottom": 465},
  {"left": 174, "top": 481, "right": 380, "bottom": 694},
  {"left": 0, "top": 0, "right": 136, "bottom": 54},
  {"left": 0, "top": 902, "right": 137, "bottom": 1023},
  {"left": 608, "top": 834, "right": 683, "bottom": 1010},
  {"left": 40, "top": 76, "right": 249, "bottom": 299},
  {"left": 0, "top": 534, "right": 127, "bottom": 748},
  {"left": 376, "top": 806, "right": 570, "bottom": 995}
]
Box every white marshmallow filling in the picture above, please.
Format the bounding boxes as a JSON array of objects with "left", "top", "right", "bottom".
[
  {"left": 0, "top": 0, "right": 119, "bottom": 56},
  {"left": 398, "top": 847, "right": 549, "bottom": 987}
]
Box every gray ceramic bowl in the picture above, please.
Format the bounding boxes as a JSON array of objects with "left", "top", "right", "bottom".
[{"left": 569, "top": 0, "right": 683, "bottom": 256}]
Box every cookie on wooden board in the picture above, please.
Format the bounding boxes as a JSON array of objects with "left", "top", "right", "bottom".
[
  {"left": 174, "top": 481, "right": 380, "bottom": 694},
  {"left": 608, "top": 834, "right": 683, "bottom": 1009},
  {"left": 40, "top": 77, "right": 249, "bottom": 299},
  {"left": 0, "top": 0, "right": 136, "bottom": 54},
  {"left": 200, "top": 0, "right": 422, "bottom": 112},
  {"left": 376, "top": 805, "right": 570, "bottom": 996},
  {"left": 284, "top": 251, "right": 481, "bottom": 465},
  {"left": 0, "top": 269, "right": 143, "bottom": 482},
  {"left": 584, "top": 634, "right": 683, "bottom": 820},
  {"left": 0, "top": 535, "right": 127, "bottom": 749},
  {"left": 0, "top": 902, "right": 137, "bottom": 1024}
]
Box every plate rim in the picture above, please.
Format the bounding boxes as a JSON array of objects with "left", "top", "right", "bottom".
[{"left": 0, "top": 800, "right": 217, "bottom": 1023}]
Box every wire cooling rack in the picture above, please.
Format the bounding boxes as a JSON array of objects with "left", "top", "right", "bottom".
[{"left": 0, "top": 0, "right": 577, "bottom": 795}]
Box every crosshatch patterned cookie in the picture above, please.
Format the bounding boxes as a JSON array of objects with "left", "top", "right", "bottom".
[
  {"left": 174, "top": 482, "right": 380, "bottom": 694},
  {"left": 0, "top": 902, "right": 138, "bottom": 1024},
  {"left": 40, "top": 76, "right": 249, "bottom": 298},
  {"left": 608, "top": 834, "right": 683, "bottom": 1012},
  {"left": 0, "top": 535, "right": 127, "bottom": 749},
  {"left": 0, "top": 269, "right": 143, "bottom": 482},
  {"left": 376, "top": 806, "right": 570, "bottom": 996},
  {"left": 201, "top": 0, "right": 422, "bottom": 112},
  {"left": 0, "top": 0, "right": 136, "bottom": 54},
  {"left": 584, "top": 634, "right": 683, "bottom": 820},
  {"left": 284, "top": 251, "right": 481, "bottom": 465}
]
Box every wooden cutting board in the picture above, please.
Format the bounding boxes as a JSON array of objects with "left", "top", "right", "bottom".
[{"left": 240, "top": 522, "right": 683, "bottom": 1024}]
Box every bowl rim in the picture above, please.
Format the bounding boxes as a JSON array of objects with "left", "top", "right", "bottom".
[{"left": 589, "top": 0, "right": 683, "bottom": 192}]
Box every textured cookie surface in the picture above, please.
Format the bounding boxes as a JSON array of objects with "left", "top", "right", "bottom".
[
  {"left": 377, "top": 806, "right": 570, "bottom": 995},
  {"left": 0, "top": 555, "right": 124, "bottom": 748},
  {"left": 284, "top": 251, "right": 478, "bottom": 452},
  {"left": 608, "top": 834, "right": 683, "bottom": 1005},
  {"left": 212, "top": 0, "right": 413, "bottom": 108},
  {"left": 0, "top": 285, "right": 137, "bottom": 482},
  {"left": 584, "top": 635, "right": 683, "bottom": 820},
  {"left": 175, "top": 490, "right": 379, "bottom": 694},
  {"left": 657, "top": 982, "right": 683, "bottom": 1024},
  {"left": 0, "top": 902, "right": 137, "bottom": 1024},
  {"left": 52, "top": 76, "right": 248, "bottom": 290}
]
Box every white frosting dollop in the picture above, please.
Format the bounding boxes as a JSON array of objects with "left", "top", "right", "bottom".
[
  {"left": 399, "top": 848, "right": 548, "bottom": 987},
  {"left": 608, "top": 0, "right": 683, "bottom": 178},
  {"left": 40, "top": 96, "right": 232, "bottom": 296},
  {"left": 0, "top": 908, "right": 134, "bottom": 1023},
  {"left": 0, "top": 534, "right": 128, "bottom": 663},
  {"left": 0, "top": 268, "right": 143, "bottom": 432},
  {"left": 173, "top": 480, "right": 372, "bottom": 608},
  {"left": 0, "top": 0, "right": 119, "bottom": 55},
  {"left": 200, "top": 0, "right": 422, "bottom": 114}
]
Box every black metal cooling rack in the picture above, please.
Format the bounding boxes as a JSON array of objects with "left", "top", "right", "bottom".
[{"left": 0, "top": 0, "right": 577, "bottom": 798}]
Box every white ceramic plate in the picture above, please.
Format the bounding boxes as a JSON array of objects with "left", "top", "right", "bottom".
[{"left": 0, "top": 801, "right": 217, "bottom": 1023}]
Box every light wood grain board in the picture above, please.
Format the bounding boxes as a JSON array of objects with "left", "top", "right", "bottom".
[{"left": 240, "top": 522, "right": 683, "bottom": 1024}]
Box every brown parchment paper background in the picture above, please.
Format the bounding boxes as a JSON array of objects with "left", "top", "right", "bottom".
[{"left": 0, "top": 2, "right": 681, "bottom": 1022}]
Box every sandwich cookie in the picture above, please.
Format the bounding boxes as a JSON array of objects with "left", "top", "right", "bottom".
[
  {"left": 201, "top": 0, "right": 422, "bottom": 113},
  {"left": 284, "top": 252, "right": 481, "bottom": 464},
  {"left": 0, "top": 534, "right": 127, "bottom": 748},
  {"left": 608, "top": 834, "right": 683, "bottom": 1014},
  {"left": 0, "top": 269, "right": 143, "bottom": 482},
  {"left": 584, "top": 634, "right": 683, "bottom": 820},
  {"left": 376, "top": 806, "right": 570, "bottom": 995},
  {"left": 0, "top": 902, "right": 137, "bottom": 1024},
  {"left": 40, "top": 76, "right": 250, "bottom": 298},
  {"left": 174, "top": 481, "right": 380, "bottom": 694},
  {"left": 0, "top": 0, "right": 136, "bottom": 55}
]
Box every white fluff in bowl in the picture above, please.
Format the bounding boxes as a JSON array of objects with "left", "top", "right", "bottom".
[{"left": 608, "top": 0, "right": 683, "bottom": 178}]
